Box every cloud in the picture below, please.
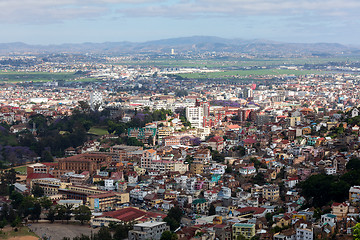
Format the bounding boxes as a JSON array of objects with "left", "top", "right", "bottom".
[
  {"left": 0, "top": 0, "right": 359, "bottom": 24},
  {"left": 117, "top": 0, "right": 360, "bottom": 19},
  {"left": 0, "top": 0, "right": 161, "bottom": 23}
]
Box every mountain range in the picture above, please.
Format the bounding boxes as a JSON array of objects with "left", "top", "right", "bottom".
[{"left": 0, "top": 36, "right": 359, "bottom": 56}]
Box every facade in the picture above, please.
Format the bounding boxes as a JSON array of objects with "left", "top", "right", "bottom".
[
  {"left": 128, "top": 221, "right": 169, "bottom": 240},
  {"left": 192, "top": 198, "right": 209, "bottom": 214},
  {"left": 88, "top": 192, "right": 130, "bottom": 211},
  {"left": 296, "top": 223, "right": 313, "bottom": 240},
  {"left": 262, "top": 184, "right": 280, "bottom": 202},
  {"left": 186, "top": 101, "right": 209, "bottom": 128},
  {"left": 128, "top": 127, "right": 157, "bottom": 144},
  {"left": 190, "top": 162, "right": 204, "bottom": 175},
  {"left": 31, "top": 178, "right": 70, "bottom": 196},
  {"left": 349, "top": 185, "right": 360, "bottom": 204},
  {"left": 232, "top": 223, "right": 256, "bottom": 240},
  {"left": 141, "top": 149, "right": 159, "bottom": 169},
  {"left": 58, "top": 153, "right": 112, "bottom": 174}
]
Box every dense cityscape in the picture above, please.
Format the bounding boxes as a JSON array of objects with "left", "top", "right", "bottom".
[{"left": 0, "top": 48, "right": 360, "bottom": 240}]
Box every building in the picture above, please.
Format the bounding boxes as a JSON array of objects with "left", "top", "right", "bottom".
[
  {"left": 192, "top": 198, "right": 208, "bottom": 214},
  {"left": 190, "top": 162, "right": 204, "bottom": 175},
  {"left": 296, "top": 223, "right": 313, "bottom": 240},
  {"left": 88, "top": 192, "right": 129, "bottom": 211},
  {"left": 232, "top": 223, "right": 256, "bottom": 240},
  {"left": 349, "top": 186, "right": 360, "bottom": 204},
  {"left": 31, "top": 178, "right": 70, "bottom": 196},
  {"left": 331, "top": 202, "right": 349, "bottom": 220},
  {"left": 208, "top": 136, "right": 224, "bottom": 152},
  {"left": 128, "top": 127, "right": 157, "bottom": 144},
  {"left": 26, "top": 163, "right": 54, "bottom": 186},
  {"left": 58, "top": 153, "right": 112, "bottom": 174},
  {"left": 141, "top": 149, "right": 159, "bottom": 169},
  {"left": 91, "top": 207, "right": 166, "bottom": 227},
  {"left": 90, "top": 91, "right": 103, "bottom": 111},
  {"left": 128, "top": 221, "right": 169, "bottom": 240},
  {"left": 239, "top": 166, "right": 256, "bottom": 176},
  {"left": 186, "top": 101, "right": 209, "bottom": 128},
  {"left": 262, "top": 184, "right": 280, "bottom": 202}
]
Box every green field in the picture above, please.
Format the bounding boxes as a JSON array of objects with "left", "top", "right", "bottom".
[
  {"left": 0, "top": 71, "right": 77, "bottom": 82},
  {"left": 176, "top": 68, "right": 324, "bottom": 79},
  {"left": 111, "top": 57, "right": 360, "bottom": 69},
  {"left": 14, "top": 165, "right": 27, "bottom": 175},
  {"left": 88, "top": 127, "right": 108, "bottom": 136},
  {"left": 0, "top": 71, "right": 98, "bottom": 83}
]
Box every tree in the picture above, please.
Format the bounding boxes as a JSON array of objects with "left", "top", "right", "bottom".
[
  {"left": 30, "top": 202, "right": 41, "bottom": 222},
  {"left": 299, "top": 174, "right": 349, "bottom": 207},
  {"left": 354, "top": 223, "right": 360, "bottom": 240},
  {"left": 10, "top": 191, "right": 24, "bottom": 209},
  {"left": 74, "top": 205, "right": 91, "bottom": 225},
  {"left": 0, "top": 203, "right": 8, "bottom": 220},
  {"left": 55, "top": 205, "right": 66, "bottom": 223},
  {"left": 46, "top": 207, "right": 56, "bottom": 223},
  {"left": 236, "top": 234, "right": 246, "bottom": 240},
  {"left": 347, "top": 157, "right": 360, "bottom": 171},
  {"left": 164, "top": 216, "right": 179, "bottom": 232},
  {"left": 95, "top": 226, "right": 112, "bottom": 240},
  {"left": 39, "top": 196, "right": 53, "bottom": 210},
  {"left": 161, "top": 231, "right": 178, "bottom": 240},
  {"left": 31, "top": 185, "right": 44, "bottom": 197},
  {"left": 208, "top": 204, "right": 216, "bottom": 216},
  {"left": 64, "top": 204, "right": 72, "bottom": 224},
  {"left": 113, "top": 222, "right": 134, "bottom": 240},
  {"left": 73, "top": 234, "right": 91, "bottom": 240},
  {"left": 40, "top": 150, "right": 53, "bottom": 162}
]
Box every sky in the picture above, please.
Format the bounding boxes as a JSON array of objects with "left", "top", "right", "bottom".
[{"left": 1, "top": 0, "right": 360, "bottom": 45}]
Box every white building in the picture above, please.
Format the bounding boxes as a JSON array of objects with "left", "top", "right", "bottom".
[
  {"left": 128, "top": 221, "right": 169, "bottom": 240},
  {"left": 296, "top": 223, "right": 313, "bottom": 240},
  {"left": 90, "top": 91, "right": 103, "bottom": 111},
  {"left": 239, "top": 166, "right": 256, "bottom": 176},
  {"left": 186, "top": 102, "right": 209, "bottom": 128}
]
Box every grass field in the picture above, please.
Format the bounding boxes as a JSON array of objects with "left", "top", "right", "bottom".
[
  {"left": 14, "top": 165, "right": 27, "bottom": 175},
  {"left": 176, "top": 68, "right": 324, "bottom": 79},
  {"left": 0, "top": 226, "right": 38, "bottom": 239},
  {"left": 0, "top": 71, "right": 76, "bottom": 83},
  {"left": 111, "top": 56, "right": 360, "bottom": 69},
  {"left": 88, "top": 127, "right": 108, "bottom": 136},
  {"left": 0, "top": 71, "right": 97, "bottom": 83}
]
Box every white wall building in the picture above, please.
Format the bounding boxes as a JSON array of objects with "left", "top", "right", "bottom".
[{"left": 129, "top": 221, "right": 169, "bottom": 240}]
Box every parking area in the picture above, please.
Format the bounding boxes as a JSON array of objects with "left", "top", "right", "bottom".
[{"left": 28, "top": 222, "right": 98, "bottom": 240}]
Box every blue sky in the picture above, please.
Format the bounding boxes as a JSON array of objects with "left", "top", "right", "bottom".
[{"left": 1, "top": 0, "right": 359, "bottom": 44}]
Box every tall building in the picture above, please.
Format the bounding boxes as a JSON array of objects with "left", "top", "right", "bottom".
[
  {"left": 243, "top": 88, "right": 253, "bottom": 99},
  {"left": 90, "top": 91, "right": 103, "bottom": 111},
  {"left": 186, "top": 100, "right": 210, "bottom": 128}
]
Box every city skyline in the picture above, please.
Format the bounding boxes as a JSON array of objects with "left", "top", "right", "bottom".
[{"left": 1, "top": 0, "right": 360, "bottom": 45}]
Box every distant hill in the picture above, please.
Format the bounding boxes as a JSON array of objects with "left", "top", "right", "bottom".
[{"left": 0, "top": 36, "right": 358, "bottom": 56}]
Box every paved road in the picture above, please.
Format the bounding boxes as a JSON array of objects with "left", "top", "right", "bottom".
[{"left": 28, "top": 222, "right": 98, "bottom": 240}]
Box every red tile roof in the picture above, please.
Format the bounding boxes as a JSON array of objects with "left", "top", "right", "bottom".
[
  {"left": 99, "top": 207, "right": 166, "bottom": 222},
  {"left": 27, "top": 173, "right": 54, "bottom": 180}
]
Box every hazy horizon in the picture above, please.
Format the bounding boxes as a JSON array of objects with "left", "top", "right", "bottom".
[{"left": 1, "top": 0, "right": 360, "bottom": 45}]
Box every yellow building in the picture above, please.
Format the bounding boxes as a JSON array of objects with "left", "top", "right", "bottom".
[
  {"left": 289, "top": 117, "right": 301, "bottom": 127},
  {"left": 331, "top": 202, "right": 349, "bottom": 220},
  {"left": 190, "top": 162, "right": 204, "bottom": 175},
  {"left": 31, "top": 178, "right": 71, "bottom": 196},
  {"left": 292, "top": 213, "right": 307, "bottom": 221},
  {"left": 232, "top": 223, "right": 255, "bottom": 240},
  {"left": 262, "top": 184, "right": 280, "bottom": 202},
  {"left": 88, "top": 192, "right": 130, "bottom": 211}
]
